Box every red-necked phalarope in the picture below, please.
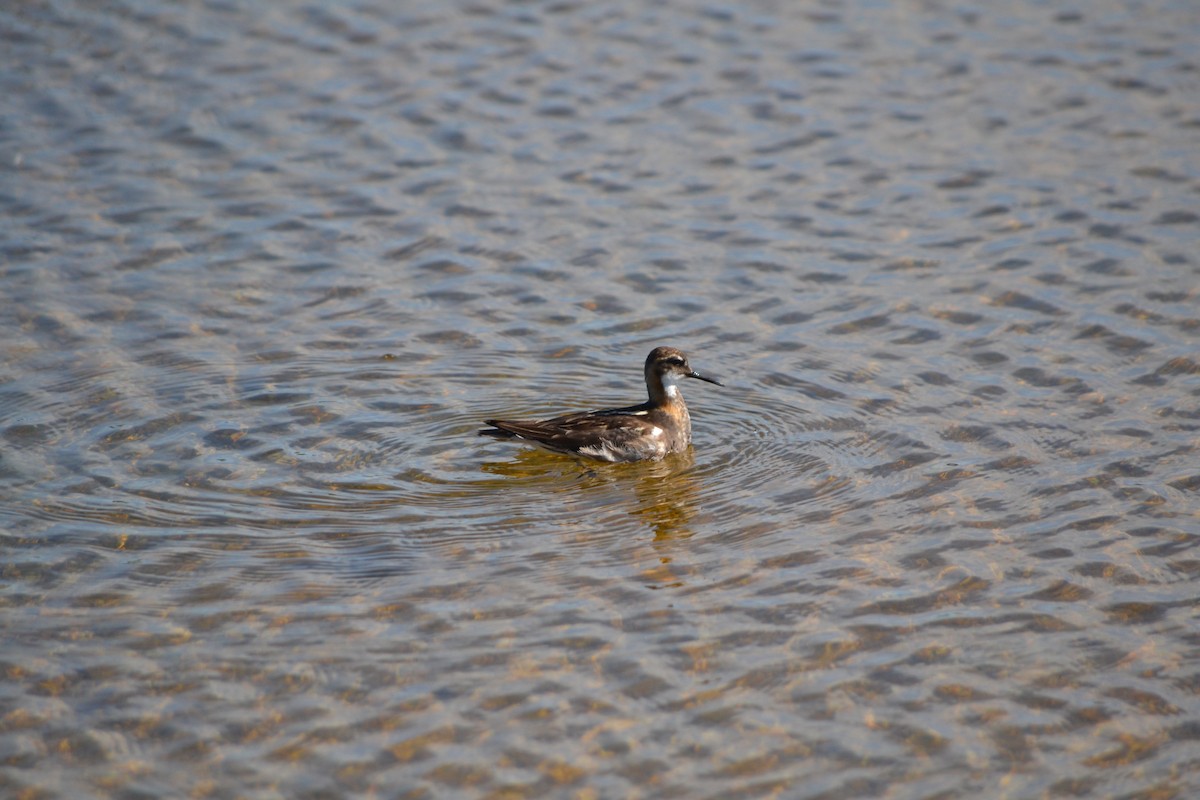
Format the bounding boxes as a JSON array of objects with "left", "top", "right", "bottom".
[{"left": 479, "top": 346, "right": 723, "bottom": 462}]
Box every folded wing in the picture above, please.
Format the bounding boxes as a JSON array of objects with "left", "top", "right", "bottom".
[{"left": 480, "top": 411, "right": 665, "bottom": 462}]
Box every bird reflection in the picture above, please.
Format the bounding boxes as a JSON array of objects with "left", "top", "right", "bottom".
[
  {"left": 480, "top": 447, "right": 702, "bottom": 541},
  {"left": 626, "top": 449, "right": 699, "bottom": 542}
]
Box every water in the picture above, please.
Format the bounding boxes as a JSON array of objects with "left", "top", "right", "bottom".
[{"left": 2, "top": 1, "right": 1198, "bottom": 797}]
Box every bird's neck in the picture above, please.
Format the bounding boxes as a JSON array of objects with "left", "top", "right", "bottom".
[{"left": 647, "top": 371, "right": 685, "bottom": 407}]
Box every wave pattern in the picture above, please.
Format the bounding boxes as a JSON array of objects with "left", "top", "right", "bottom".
[{"left": 1, "top": 1, "right": 1198, "bottom": 799}]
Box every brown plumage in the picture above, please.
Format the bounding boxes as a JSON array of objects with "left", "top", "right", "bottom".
[{"left": 479, "top": 346, "right": 723, "bottom": 462}]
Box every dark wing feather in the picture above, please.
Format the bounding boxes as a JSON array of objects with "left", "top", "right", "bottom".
[{"left": 480, "top": 410, "right": 664, "bottom": 461}]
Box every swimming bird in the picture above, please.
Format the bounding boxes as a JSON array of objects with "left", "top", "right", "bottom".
[{"left": 479, "top": 346, "right": 723, "bottom": 462}]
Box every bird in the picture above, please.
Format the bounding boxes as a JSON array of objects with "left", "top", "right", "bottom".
[{"left": 479, "top": 346, "right": 723, "bottom": 462}]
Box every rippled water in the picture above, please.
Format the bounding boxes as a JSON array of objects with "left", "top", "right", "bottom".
[{"left": 3, "top": 0, "right": 1198, "bottom": 797}]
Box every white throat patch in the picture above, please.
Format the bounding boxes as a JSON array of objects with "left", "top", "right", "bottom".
[{"left": 663, "top": 374, "right": 681, "bottom": 398}]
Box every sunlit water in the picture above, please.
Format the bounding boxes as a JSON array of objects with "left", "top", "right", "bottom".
[{"left": 2, "top": 1, "right": 1198, "bottom": 798}]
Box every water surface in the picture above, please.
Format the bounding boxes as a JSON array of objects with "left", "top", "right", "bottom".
[{"left": 2, "top": 1, "right": 1198, "bottom": 798}]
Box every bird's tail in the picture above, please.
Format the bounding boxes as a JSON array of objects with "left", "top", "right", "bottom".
[{"left": 478, "top": 421, "right": 517, "bottom": 439}]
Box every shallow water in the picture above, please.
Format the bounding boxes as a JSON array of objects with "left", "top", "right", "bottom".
[{"left": 2, "top": 0, "right": 1198, "bottom": 797}]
